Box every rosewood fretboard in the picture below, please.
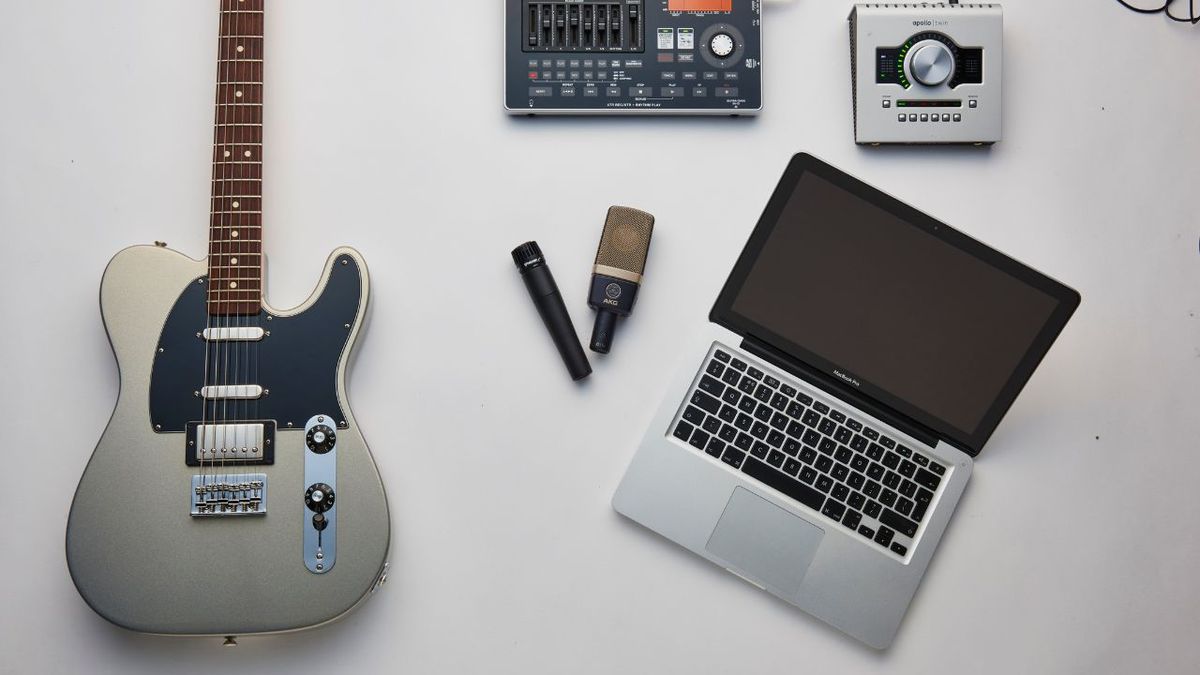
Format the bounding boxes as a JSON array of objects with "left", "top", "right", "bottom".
[{"left": 208, "top": 0, "right": 265, "bottom": 315}]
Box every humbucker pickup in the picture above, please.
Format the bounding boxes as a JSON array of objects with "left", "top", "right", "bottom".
[
  {"left": 185, "top": 420, "right": 276, "bottom": 466},
  {"left": 190, "top": 474, "right": 267, "bottom": 516}
]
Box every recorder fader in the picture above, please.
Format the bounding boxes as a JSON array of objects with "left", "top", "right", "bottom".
[{"left": 505, "top": 1, "right": 762, "bottom": 115}]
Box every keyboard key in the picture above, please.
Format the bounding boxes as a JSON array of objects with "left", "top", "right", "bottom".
[
  {"left": 914, "top": 467, "right": 942, "bottom": 491},
  {"left": 890, "top": 542, "right": 908, "bottom": 556},
  {"left": 842, "top": 509, "right": 862, "bottom": 530},
  {"left": 738, "top": 377, "right": 756, "bottom": 394},
  {"left": 767, "top": 430, "right": 785, "bottom": 448},
  {"left": 834, "top": 426, "right": 852, "bottom": 444},
  {"left": 898, "top": 459, "right": 917, "bottom": 478},
  {"left": 850, "top": 455, "right": 869, "bottom": 472},
  {"left": 796, "top": 392, "right": 814, "bottom": 406},
  {"left": 787, "top": 421, "right": 804, "bottom": 438},
  {"left": 832, "top": 483, "right": 849, "bottom": 501},
  {"left": 880, "top": 436, "right": 896, "bottom": 449},
  {"left": 738, "top": 396, "right": 756, "bottom": 414},
  {"left": 866, "top": 463, "right": 885, "bottom": 480},
  {"left": 783, "top": 458, "right": 802, "bottom": 475},
  {"left": 673, "top": 421, "right": 694, "bottom": 442},
  {"left": 734, "top": 413, "right": 753, "bottom": 431},
  {"left": 874, "top": 526, "right": 894, "bottom": 547},
  {"left": 780, "top": 384, "right": 797, "bottom": 397},
  {"left": 814, "top": 402, "right": 830, "bottom": 414},
  {"left": 718, "top": 424, "right": 738, "bottom": 443},
  {"left": 831, "top": 464, "right": 849, "bottom": 482},
  {"left": 770, "top": 412, "right": 788, "bottom": 431},
  {"left": 747, "top": 366, "right": 764, "bottom": 380},
  {"left": 912, "top": 453, "right": 929, "bottom": 467},
  {"left": 881, "top": 451, "right": 901, "bottom": 469},
  {"left": 895, "top": 444, "right": 912, "bottom": 458},
  {"left": 721, "top": 368, "right": 741, "bottom": 386},
  {"left": 821, "top": 499, "right": 845, "bottom": 521},
  {"left": 850, "top": 434, "right": 868, "bottom": 451},
  {"left": 689, "top": 429, "right": 710, "bottom": 450},
  {"left": 819, "top": 438, "right": 837, "bottom": 455},
  {"left": 895, "top": 496, "right": 914, "bottom": 516},
  {"left": 899, "top": 479, "right": 917, "bottom": 498},
  {"left": 783, "top": 439, "right": 801, "bottom": 456},
  {"left": 834, "top": 446, "right": 853, "bottom": 463},
  {"left": 719, "top": 404, "right": 737, "bottom": 423},
  {"left": 698, "top": 375, "right": 724, "bottom": 397},
  {"left": 754, "top": 404, "right": 772, "bottom": 422},
  {"left": 911, "top": 501, "right": 929, "bottom": 522},
  {"left": 880, "top": 488, "right": 897, "bottom": 507},
  {"left": 830, "top": 410, "right": 846, "bottom": 423},
  {"left": 706, "top": 361, "right": 725, "bottom": 378},
  {"left": 879, "top": 508, "right": 918, "bottom": 538},
  {"left": 799, "top": 447, "right": 817, "bottom": 464},
  {"left": 846, "top": 419, "right": 863, "bottom": 432},
  {"left": 683, "top": 405, "right": 706, "bottom": 425},
  {"left": 692, "top": 390, "right": 722, "bottom": 415},
  {"left": 741, "top": 457, "right": 824, "bottom": 511},
  {"left": 929, "top": 461, "right": 946, "bottom": 476},
  {"left": 703, "top": 416, "right": 721, "bottom": 434},
  {"left": 816, "top": 456, "right": 834, "bottom": 473},
  {"left": 864, "top": 480, "right": 881, "bottom": 499},
  {"left": 751, "top": 422, "right": 769, "bottom": 440},
  {"left": 721, "top": 387, "right": 740, "bottom": 405},
  {"left": 786, "top": 401, "right": 805, "bottom": 418},
  {"left": 818, "top": 418, "right": 837, "bottom": 436},
  {"left": 754, "top": 385, "right": 772, "bottom": 403},
  {"left": 705, "top": 438, "right": 725, "bottom": 458},
  {"left": 735, "top": 432, "right": 753, "bottom": 450},
  {"left": 916, "top": 488, "right": 933, "bottom": 505},
  {"left": 713, "top": 350, "right": 731, "bottom": 363},
  {"left": 764, "top": 375, "right": 780, "bottom": 388},
  {"left": 802, "top": 410, "right": 821, "bottom": 427},
  {"left": 750, "top": 441, "right": 770, "bottom": 460},
  {"left": 866, "top": 443, "right": 884, "bottom": 461},
  {"left": 816, "top": 475, "right": 833, "bottom": 493},
  {"left": 848, "top": 491, "right": 866, "bottom": 509},
  {"left": 847, "top": 472, "right": 865, "bottom": 490},
  {"left": 799, "top": 467, "right": 818, "bottom": 484},
  {"left": 767, "top": 449, "right": 785, "bottom": 467},
  {"left": 730, "top": 358, "right": 747, "bottom": 372},
  {"left": 864, "top": 500, "right": 882, "bottom": 519},
  {"left": 770, "top": 392, "right": 788, "bottom": 411},
  {"left": 863, "top": 427, "right": 880, "bottom": 441},
  {"left": 858, "top": 525, "right": 874, "bottom": 539},
  {"left": 803, "top": 429, "right": 820, "bottom": 447},
  {"left": 722, "top": 448, "right": 745, "bottom": 469},
  {"left": 883, "top": 471, "right": 901, "bottom": 489}
]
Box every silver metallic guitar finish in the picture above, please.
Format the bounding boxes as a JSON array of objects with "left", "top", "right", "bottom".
[{"left": 66, "top": 244, "right": 390, "bottom": 636}]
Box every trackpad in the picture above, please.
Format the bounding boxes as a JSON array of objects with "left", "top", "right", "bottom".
[{"left": 706, "top": 487, "right": 824, "bottom": 597}]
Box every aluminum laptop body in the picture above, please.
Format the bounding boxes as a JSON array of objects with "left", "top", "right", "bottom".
[{"left": 613, "top": 153, "right": 1079, "bottom": 649}]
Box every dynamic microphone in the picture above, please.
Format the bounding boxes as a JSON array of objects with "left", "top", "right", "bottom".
[
  {"left": 512, "top": 241, "right": 592, "bottom": 381},
  {"left": 587, "top": 206, "right": 655, "bottom": 354}
]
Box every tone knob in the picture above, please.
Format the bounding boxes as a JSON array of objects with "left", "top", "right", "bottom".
[
  {"left": 709, "top": 32, "right": 735, "bottom": 59},
  {"left": 305, "top": 483, "right": 335, "bottom": 513},
  {"left": 909, "top": 42, "right": 954, "bottom": 86}
]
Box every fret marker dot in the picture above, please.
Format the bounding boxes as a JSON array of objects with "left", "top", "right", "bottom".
[
  {"left": 244, "top": 150, "right": 252, "bottom": 157},
  {"left": 232, "top": 201, "right": 240, "bottom": 208},
  {"left": 224, "top": 150, "right": 231, "bottom": 157},
  {"left": 236, "top": 90, "right": 243, "bottom": 98},
  {"left": 231, "top": 258, "right": 239, "bottom": 265},
  {"left": 229, "top": 281, "right": 238, "bottom": 289},
  {"left": 231, "top": 230, "right": 239, "bottom": 238},
  {"left": 236, "top": 45, "right": 245, "bottom": 53}
]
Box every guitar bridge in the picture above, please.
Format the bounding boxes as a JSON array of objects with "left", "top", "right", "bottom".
[{"left": 190, "top": 474, "right": 268, "bottom": 516}]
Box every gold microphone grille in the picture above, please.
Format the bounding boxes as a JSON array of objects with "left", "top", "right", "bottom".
[{"left": 594, "top": 206, "right": 655, "bottom": 275}]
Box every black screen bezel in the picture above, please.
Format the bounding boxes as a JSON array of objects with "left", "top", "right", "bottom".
[{"left": 710, "top": 153, "right": 1081, "bottom": 457}]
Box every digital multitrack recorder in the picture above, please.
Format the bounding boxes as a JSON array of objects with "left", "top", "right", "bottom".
[
  {"left": 850, "top": 3, "right": 1003, "bottom": 145},
  {"left": 504, "top": 1, "right": 762, "bottom": 115}
]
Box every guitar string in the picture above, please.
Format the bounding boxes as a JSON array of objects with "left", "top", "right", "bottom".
[
  {"left": 250, "top": 0, "right": 263, "bottom": 486},
  {"left": 235, "top": 0, "right": 251, "bottom": 494},
  {"left": 217, "top": 0, "right": 235, "bottom": 501}
]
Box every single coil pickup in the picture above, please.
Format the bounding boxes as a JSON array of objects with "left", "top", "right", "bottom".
[
  {"left": 190, "top": 473, "right": 267, "bottom": 517},
  {"left": 200, "top": 384, "right": 263, "bottom": 400},
  {"left": 185, "top": 420, "right": 275, "bottom": 466},
  {"left": 524, "top": 1, "right": 643, "bottom": 52},
  {"left": 201, "top": 326, "right": 265, "bottom": 341}
]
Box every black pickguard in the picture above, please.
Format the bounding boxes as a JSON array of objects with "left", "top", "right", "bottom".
[{"left": 149, "top": 255, "right": 362, "bottom": 433}]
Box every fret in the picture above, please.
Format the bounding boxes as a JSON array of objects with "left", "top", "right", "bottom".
[
  {"left": 210, "top": 196, "right": 262, "bottom": 209},
  {"left": 216, "top": 62, "right": 263, "bottom": 82}
]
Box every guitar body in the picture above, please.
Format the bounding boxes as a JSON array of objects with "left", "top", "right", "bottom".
[{"left": 66, "top": 244, "right": 390, "bottom": 635}]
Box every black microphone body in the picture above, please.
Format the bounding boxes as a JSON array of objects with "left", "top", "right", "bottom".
[
  {"left": 512, "top": 242, "right": 592, "bottom": 381},
  {"left": 587, "top": 274, "right": 640, "bottom": 353},
  {"left": 587, "top": 206, "right": 656, "bottom": 354}
]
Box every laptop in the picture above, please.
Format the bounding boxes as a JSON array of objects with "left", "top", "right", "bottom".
[{"left": 612, "top": 153, "right": 1080, "bottom": 649}]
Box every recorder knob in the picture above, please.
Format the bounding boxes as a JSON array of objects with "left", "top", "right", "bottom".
[
  {"left": 709, "top": 32, "right": 735, "bottom": 59},
  {"left": 909, "top": 42, "right": 954, "bottom": 86}
]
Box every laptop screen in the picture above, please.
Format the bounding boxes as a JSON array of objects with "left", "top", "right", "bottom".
[{"left": 713, "top": 155, "right": 1079, "bottom": 455}]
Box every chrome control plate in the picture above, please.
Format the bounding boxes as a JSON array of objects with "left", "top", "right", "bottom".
[{"left": 303, "top": 414, "right": 337, "bottom": 573}]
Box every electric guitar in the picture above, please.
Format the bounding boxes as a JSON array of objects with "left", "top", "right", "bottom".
[{"left": 66, "top": 0, "right": 390, "bottom": 636}]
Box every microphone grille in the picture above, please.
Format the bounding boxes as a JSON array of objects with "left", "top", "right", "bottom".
[{"left": 594, "top": 206, "right": 655, "bottom": 275}]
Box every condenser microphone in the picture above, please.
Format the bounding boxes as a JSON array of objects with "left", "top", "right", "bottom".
[
  {"left": 587, "top": 206, "right": 655, "bottom": 354},
  {"left": 512, "top": 241, "right": 592, "bottom": 381}
]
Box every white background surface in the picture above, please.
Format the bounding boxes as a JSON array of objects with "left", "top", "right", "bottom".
[{"left": 2, "top": 1, "right": 1198, "bottom": 672}]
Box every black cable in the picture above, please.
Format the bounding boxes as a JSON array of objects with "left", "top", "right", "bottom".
[{"left": 1115, "top": 0, "right": 1200, "bottom": 24}]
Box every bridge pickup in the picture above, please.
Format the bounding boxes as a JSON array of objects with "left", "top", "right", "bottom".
[
  {"left": 190, "top": 474, "right": 267, "bottom": 516},
  {"left": 200, "top": 384, "right": 263, "bottom": 400},
  {"left": 201, "top": 326, "right": 265, "bottom": 341},
  {"left": 185, "top": 420, "right": 276, "bottom": 466}
]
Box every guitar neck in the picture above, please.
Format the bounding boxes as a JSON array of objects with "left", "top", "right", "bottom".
[{"left": 208, "top": 0, "right": 265, "bottom": 315}]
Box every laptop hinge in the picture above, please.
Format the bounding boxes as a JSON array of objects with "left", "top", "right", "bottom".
[{"left": 740, "top": 336, "right": 942, "bottom": 450}]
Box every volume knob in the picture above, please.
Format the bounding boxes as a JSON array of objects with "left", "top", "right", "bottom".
[
  {"left": 709, "top": 32, "right": 735, "bottom": 59},
  {"left": 909, "top": 42, "right": 954, "bottom": 86}
]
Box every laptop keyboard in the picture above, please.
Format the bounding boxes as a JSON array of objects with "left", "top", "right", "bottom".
[{"left": 672, "top": 347, "right": 948, "bottom": 558}]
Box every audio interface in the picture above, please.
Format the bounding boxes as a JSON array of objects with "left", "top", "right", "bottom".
[
  {"left": 849, "top": 3, "right": 1002, "bottom": 145},
  {"left": 505, "top": 1, "right": 762, "bottom": 115}
]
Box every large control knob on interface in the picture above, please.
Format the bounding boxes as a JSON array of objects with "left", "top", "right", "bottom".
[
  {"left": 709, "top": 32, "right": 735, "bottom": 59},
  {"left": 909, "top": 41, "right": 954, "bottom": 86}
]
